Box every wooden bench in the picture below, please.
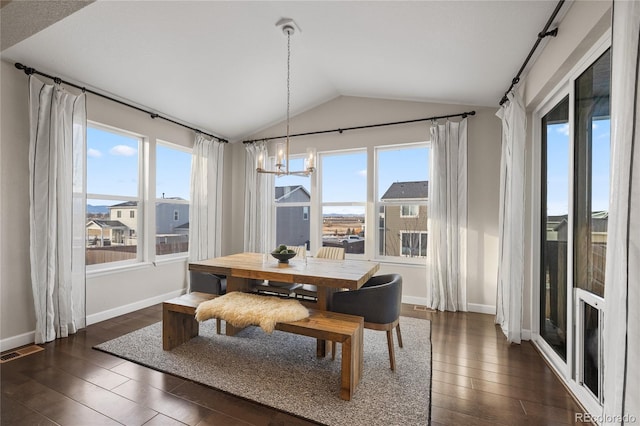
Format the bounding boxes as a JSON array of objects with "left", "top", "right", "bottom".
[{"left": 162, "top": 292, "right": 364, "bottom": 401}]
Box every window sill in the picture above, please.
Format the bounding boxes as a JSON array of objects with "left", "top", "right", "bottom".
[
  {"left": 86, "top": 261, "right": 153, "bottom": 278},
  {"left": 154, "top": 254, "right": 189, "bottom": 265},
  {"left": 374, "top": 258, "right": 427, "bottom": 268}
]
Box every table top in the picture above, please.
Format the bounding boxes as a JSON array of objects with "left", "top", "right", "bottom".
[{"left": 189, "top": 252, "right": 380, "bottom": 290}]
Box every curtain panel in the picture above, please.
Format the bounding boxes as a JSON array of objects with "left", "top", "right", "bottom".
[
  {"left": 244, "top": 141, "right": 274, "bottom": 253},
  {"left": 602, "top": 1, "right": 640, "bottom": 423},
  {"left": 188, "top": 134, "right": 224, "bottom": 267},
  {"left": 427, "top": 118, "right": 468, "bottom": 312},
  {"left": 28, "top": 76, "right": 86, "bottom": 344},
  {"left": 495, "top": 90, "right": 526, "bottom": 344}
]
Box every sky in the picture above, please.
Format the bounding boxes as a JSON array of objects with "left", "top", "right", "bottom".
[
  {"left": 87, "top": 126, "right": 191, "bottom": 206},
  {"left": 276, "top": 145, "right": 429, "bottom": 215},
  {"left": 88, "top": 121, "right": 609, "bottom": 217},
  {"left": 546, "top": 119, "right": 610, "bottom": 216}
]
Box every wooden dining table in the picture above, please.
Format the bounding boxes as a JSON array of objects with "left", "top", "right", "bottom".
[{"left": 188, "top": 251, "right": 380, "bottom": 356}]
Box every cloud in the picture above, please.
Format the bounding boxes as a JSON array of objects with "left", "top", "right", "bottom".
[
  {"left": 87, "top": 148, "right": 102, "bottom": 158},
  {"left": 557, "top": 123, "right": 570, "bottom": 136},
  {"left": 110, "top": 145, "right": 137, "bottom": 156},
  {"left": 357, "top": 169, "right": 367, "bottom": 177}
]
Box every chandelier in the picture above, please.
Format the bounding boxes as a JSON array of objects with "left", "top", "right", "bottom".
[{"left": 257, "top": 19, "right": 316, "bottom": 177}]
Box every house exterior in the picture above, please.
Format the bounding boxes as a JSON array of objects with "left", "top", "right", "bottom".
[
  {"left": 109, "top": 201, "right": 138, "bottom": 231},
  {"left": 156, "top": 199, "right": 190, "bottom": 235},
  {"left": 86, "top": 219, "right": 128, "bottom": 246},
  {"left": 379, "top": 181, "right": 428, "bottom": 257},
  {"left": 88, "top": 199, "right": 190, "bottom": 251},
  {"left": 275, "top": 185, "right": 310, "bottom": 248}
]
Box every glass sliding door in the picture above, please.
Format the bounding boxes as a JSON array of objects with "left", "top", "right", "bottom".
[
  {"left": 536, "top": 45, "right": 610, "bottom": 416},
  {"left": 574, "top": 49, "right": 611, "bottom": 298},
  {"left": 573, "top": 48, "right": 610, "bottom": 406},
  {"left": 540, "top": 97, "right": 570, "bottom": 361}
]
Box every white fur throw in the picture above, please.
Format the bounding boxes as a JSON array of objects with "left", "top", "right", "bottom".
[{"left": 195, "top": 292, "right": 310, "bottom": 333}]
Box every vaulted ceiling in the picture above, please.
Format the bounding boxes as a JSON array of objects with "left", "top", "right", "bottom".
[{"left": 1, "top": 1, "right": 563, "bottom": 141}]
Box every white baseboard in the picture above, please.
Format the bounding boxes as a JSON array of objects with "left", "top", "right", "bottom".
[
  {"left": 0, "top": 330, "right": 36, "bottom": 352},
  {"left": 467, "top": 303, "right": 496, "bottom": 315},
  {"left": 86, "top": 288, "right": 185, "bottom": 325},
  {"left": 0, "top": 289, "right": 185, "bottom": 352},
  {"left": 402, "top": 298, "right": 498, "bottom": 316},
  {"left": 402, "top": 295, "right": 428, "bottom": 306}
]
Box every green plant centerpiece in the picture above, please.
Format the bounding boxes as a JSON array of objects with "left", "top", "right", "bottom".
[{"left": 271, "top": 244, "right": 297, "bottom": 263}]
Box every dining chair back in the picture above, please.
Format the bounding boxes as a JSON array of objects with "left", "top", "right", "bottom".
[
  {"left": 315, "top": 246, "right": 345, "bottom": 260},
  {"left": 330, "top": 273, "right": 403, "bottom": 370},
  {"left": 295, "top": 246, "right": 345, "bottom": 300}
]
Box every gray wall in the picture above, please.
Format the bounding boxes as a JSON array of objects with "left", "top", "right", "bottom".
[
  {"left": 0, "top": 59, "right": 232, "bottom": 350},
  {"left": 229, "top": 96, "right": 502, "bottom": 311}
]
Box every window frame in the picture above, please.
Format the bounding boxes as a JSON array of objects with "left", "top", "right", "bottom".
[
  {"left": 374, "top": 142, "right": 430, "bottom": 264},
  {"left": 530, "top": 33, "right": 611, "bottom": 418},
  {"left": 155, "top": 139, "right": 191, "bottom": 260},
  {"left": 318, "top": 148, "right": 368, "bottom": 258},
  {"left": 86, "top": 121, "right": 145, "bottom": 271},
  {"left": 400, "top": 204, "right": 419, "bottom": 218},
  {"left": 273, "top": 154, "right": 313, "bottom": 252}
]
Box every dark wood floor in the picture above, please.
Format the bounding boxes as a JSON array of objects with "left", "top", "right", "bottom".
[{"left": 1, "top": 304, "right": 587, "bottom": 425}]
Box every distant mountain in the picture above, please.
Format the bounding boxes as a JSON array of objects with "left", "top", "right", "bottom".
[{"left": 87, "top": 205, "right": 109, "bottom": 214}]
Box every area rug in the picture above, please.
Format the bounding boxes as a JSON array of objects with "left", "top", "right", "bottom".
[{"left": 94, "top": 316, "right": 431, "bottom": 426}]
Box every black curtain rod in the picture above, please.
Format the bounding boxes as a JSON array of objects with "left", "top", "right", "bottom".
[
  {"left": 242, "top": 110, "right": 476, "bottom": 144},
  {"left": 14, "top": 62, "right": 228, "bottom": 143},
  {"left": 499, "top": 0, "right": 565, "bottom": 106}
]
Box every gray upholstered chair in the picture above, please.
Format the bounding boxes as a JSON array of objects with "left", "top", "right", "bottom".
[
  {"left": 295, "top": 246, "right": 345, "bottom": 301},
  {"left": 330, "top": 273, "right": 403, "bottom": 370},
  {"left": 189, "top": 271, "right": 227, "bottom": 334},
  {"left": 190, "top": 271, "right": 227, "bottom": 295}
]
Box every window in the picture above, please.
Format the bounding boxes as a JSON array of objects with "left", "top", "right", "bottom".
[
  {"left": 540, "top": 96, "right": 570, "bottom": 361},
  {"left": 535, "top": 43, "right": 610, "bottom": 414},
  {"left": 321, "top": 150, "right": 367, "bottom": 255},
  {"left": 401, "top": 231, "right": 428, "bottom": 257},
  {"left": 156, "top": 141, "right": 191, "bottom": 256},
  {"left": 275, "top": 157, "right": 311, "bottom": 250},
  {"left": 86, "top": 124, "right": 141, "bottom": 266},
  {"left": 401, "top": 205, "right": 419, "bottom": 218},
  {"left": 130, "top": 211, "right": 135, "bottom": 218},
  {"left": 376, "top": 144, "right": 429, "bottom": 260},
  {"left": 574, "top": 49, "right": 610, "bottom": 299}
]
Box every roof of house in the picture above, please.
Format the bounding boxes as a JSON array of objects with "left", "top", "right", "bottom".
[
  {"left": 175, "top": 222, "right": 189, "bottom": 229},
  {"left": 109, "top": 201, "right": 138, "bottom": 208},
  {"left": 381, "top": 181, "right": 429, "bottom": 200},
  {"left": 275, "top": 185, "right": 311, "bottom": 202},
  {"left": 86, "top": 219, "right": 128, "bottom": 229}
]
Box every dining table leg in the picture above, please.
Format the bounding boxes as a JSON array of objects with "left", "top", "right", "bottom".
[{"left": 315, "top": 286, "right": 336, "bottom": 357}]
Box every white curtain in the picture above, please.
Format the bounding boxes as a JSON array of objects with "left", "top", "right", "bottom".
[
  {"left": 427, "top": 118, "right": 468, "bottom": 312},
  {"left": 188, "top": 134, "right": 224, "bottom": 268},
  {"left": 28, "top": 76, "right": 86, "bottom": 344},
  {"left": 244, "top": 141, "right": 274, "bottom": 253},
  {"left": 603, "top": 1, "right": 640, "bottom": 423},
  {"left": 495, "top": 91, "right": 526, "bottom": 344}
]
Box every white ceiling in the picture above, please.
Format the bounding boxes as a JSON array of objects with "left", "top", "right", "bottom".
[{"left": 1, "top": 1, "right": 563, "bottom": 141}]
